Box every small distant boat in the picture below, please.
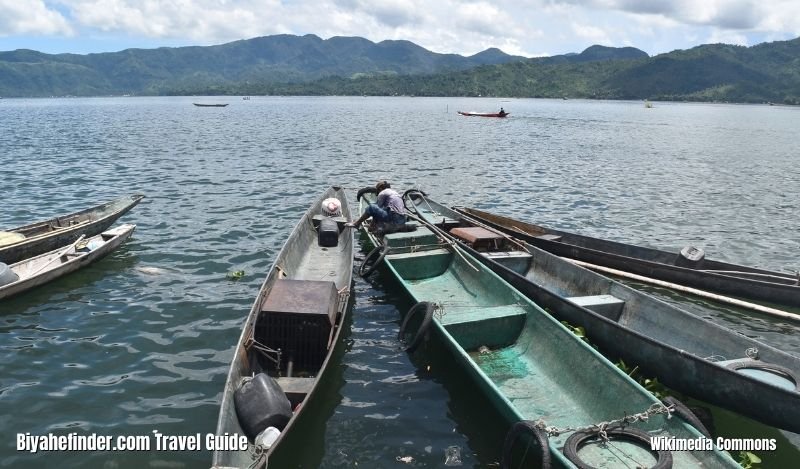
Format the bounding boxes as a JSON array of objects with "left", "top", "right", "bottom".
[
  {"left": 457, "top": 110, "right": 509, "bottom": 118},
  {"left": 0, "top": 224, "right": 136, "bottom": 300},
  {"left": 193, "top": 103, "right": 229, "bottom": 107},
  {"left": 0, "top": 195, "right": 144, "bottom": 265}
]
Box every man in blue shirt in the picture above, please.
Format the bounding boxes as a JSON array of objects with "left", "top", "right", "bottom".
[{"left": 348, "top": 181, "right": 407, "bottom": 229}]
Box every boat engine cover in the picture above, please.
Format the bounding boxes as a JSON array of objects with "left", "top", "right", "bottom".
[
  {"left": 234, "top": 373, "right": 292, "bottom": 439},
  {"left": 318, "top": 217, "right": 340, "bottom": 247}
]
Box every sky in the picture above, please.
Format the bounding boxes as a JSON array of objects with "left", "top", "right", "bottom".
[{"left": 1, "top": 0, "right": 799, "bottom": 58}]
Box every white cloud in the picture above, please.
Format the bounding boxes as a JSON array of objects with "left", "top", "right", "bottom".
[
  {"left": 0, "top": 0, "right": 73, "bottom": 36},
  {"left": 1, "top": 0, "right": 799, "bottom": 57}
]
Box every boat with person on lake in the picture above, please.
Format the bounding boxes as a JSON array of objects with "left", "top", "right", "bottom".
[{"left": 353, "top": 187, "right": 738, "bottom": 469}]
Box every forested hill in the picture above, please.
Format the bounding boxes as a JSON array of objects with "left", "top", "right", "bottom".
[
  {"left": 255, "top": 39, "right": 800, "bottom": 104},
  {"left": 0, "top": 34, "right": 526, "bottom": 97},
  {"left": 2, "top": 34, "right": 799, "bottom": 104}
]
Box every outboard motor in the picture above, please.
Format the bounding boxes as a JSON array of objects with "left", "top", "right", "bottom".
[{"left": 318, "top": 198, "right": 342, "bottom": 247}]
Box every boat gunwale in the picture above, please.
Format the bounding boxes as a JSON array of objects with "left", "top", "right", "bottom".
[
  {"left": 211, "top": 186, "right": 353, "bottom": 469},
  {"left": 358, "top": 194, "right": 734, "bottom": 467}
]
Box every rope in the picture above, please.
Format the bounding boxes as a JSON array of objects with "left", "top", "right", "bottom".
[
  {"left": 533, "top": 402, "right": 673, "bottom": 439},
  {"left": 247, "top": 338, "right": 282, "bottom": 370}
]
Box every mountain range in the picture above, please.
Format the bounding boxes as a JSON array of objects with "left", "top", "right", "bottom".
[{"left": 1, "top": 33, "right": 799, "bottom": 104}]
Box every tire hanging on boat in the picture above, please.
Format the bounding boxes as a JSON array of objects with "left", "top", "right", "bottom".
[
  {"left": 500, "top": 420, "right": 551, "bottom": 469},
  {"left": 356, "top": 186, "right": 377, "bottom": 201},
  {"left": 359, "top": 245, "right": 389, "bottom": 277},
  {"left": 723, "top": 361, "right": 800, "bottom": 391},
  {"left": 662, "top": 396, "right": 711, "bottom": 438},
  {"left": 398, "top": 301, "right": 434, "bottom": 353},
  {"left": 563, "top": 427, "right": 672, "bottom": 469}
]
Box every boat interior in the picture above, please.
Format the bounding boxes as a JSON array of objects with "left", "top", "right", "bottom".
[
  {"left": 405, "top": 194, "right": 800, "bottom": 395},
  {"left": 379, "top": 222, "right": 725, "bottom": 466}
]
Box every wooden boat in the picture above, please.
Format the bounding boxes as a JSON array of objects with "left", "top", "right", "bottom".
[
  {"left": 0, "top": 224, "right": 136, "bottom": 300},
  {"left": 193, "top": 103, "right": 229, "bottom": 107},
  {"left": 457, "top": 110, "right": 508, "bottom": 117},
  {"left": 457, "top": 207, "right": 800, "bottom": 307},
  {"left": 355, "top": 190, "right": 737, "bottom": 468},
  {"left": 0, "top": 194, "right": 144, "bottom": 265},
  {"left": 406, "top": 193, "right": 800, "bottom": 433},
  {"left": 212, "top": 187, "right": 353, "bottom": 469}
]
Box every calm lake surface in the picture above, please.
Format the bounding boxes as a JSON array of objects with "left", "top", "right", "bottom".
[{"left": 1, "top": 96, "right": 799, "bottom": 468}]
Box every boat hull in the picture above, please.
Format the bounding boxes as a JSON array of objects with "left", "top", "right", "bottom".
[
  {"left": 357, "top": 192, "right": 737, "bottom": 468},
  {"left": 0, "top": 224, "right": 136, "bottom": 300},
  {"left": 212, "top": 187, "right": 353, "bottom": 469},
  {"left": 0, "top": 194, "right": 144, "bottom": 265},
  {"left": 411, "top": 197, "right": 800, "bottom": 433},
  {"left": 459, "top": 207, "right": 800, "bottom": 307},
  {"left": 457, "top": 111, "right": 508, "bottom": 117}
]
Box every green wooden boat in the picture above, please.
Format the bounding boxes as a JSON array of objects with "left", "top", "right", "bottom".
[
  {"left": 356, "top": 191, "right": 738, "bottom": 468},
  {"left": 404, "top": 193, "right": 800, "bottom": 434},
  {"left": 212, "top": 187, "right": 353, "bottom": 469}
]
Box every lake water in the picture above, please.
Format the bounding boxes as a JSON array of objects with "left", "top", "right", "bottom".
[{"left": 1, "top": 96, "right": 799, "bottom": 468}]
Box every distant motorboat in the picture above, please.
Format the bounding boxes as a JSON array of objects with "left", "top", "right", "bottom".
[
  {"left": 457, "top": 110, "right": 509, "bottom": 118},
  {"left": 193, "top": 103, "right": 229, "bottom": 107}
]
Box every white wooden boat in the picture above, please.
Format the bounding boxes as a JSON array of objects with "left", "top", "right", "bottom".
[{"left": 0, "top": 224, "right": 136, "bottom": 300}]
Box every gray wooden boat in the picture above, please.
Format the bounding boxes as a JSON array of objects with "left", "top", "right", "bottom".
[
  {"left": 0, "top": 224, "right": 136, "bottom": 300},
  {"left": 356, "top": 190, "right": 738, "bottom": 468},
  {"left": 212, "top": 187, "right": 353, "bottom": 469},
  {"left": 0, "top": 194, "right": 144, "bottom": 265},
  {"left": 457, "top": 207, "right": 799, "bottom": 307},
  {"left": 406, "top": 193, "right": 800, "bottom": 433}
]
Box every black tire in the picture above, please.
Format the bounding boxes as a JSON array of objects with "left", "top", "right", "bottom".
[
  {"left": 398, "top": 301, "right": 434, "bottom": 353},
  {"left": 501, "top": 420, "right": 551, "bottom": 469},
  {"left": 662, "top": 396, "right": 711, "bottom": 438},
  {"left": 356, "top": 186, "right": 377, "bottom": 201},
  {"left": 402, "top": 189, "right": 427, "bottom": 213},
  {"left": 563, "top": 427, "right": 672, "bottom": 469},
  {"left": 725, "top": 361, "right": 800, "bottom": 391},
  {"left": 359, "top": 245, "right": 389, "bottom": 277}
]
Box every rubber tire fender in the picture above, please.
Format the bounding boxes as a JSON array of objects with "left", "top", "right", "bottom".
[
  {"left": 402, "top": 188, "right": 427, "bottom": 213},
  {"left": 662, "top": 396, "right": 711, "bottom": 438},
  {"left": 397, "top": 301, "right": 434, "bottom": 353},
  {"left": 500, "top": 420, "right": 551, "bottom": 469},
  {"left": 359, "top": 245, "right": 389, "bottom": 277},
  {"left": 563, "top": 427, "right": 672, "bottom": 469},
  {"left": 356, "top": 186, "right": 377, "bottom": 201},
  {"left": 724, "top": 361, "right": 800, "bottom": 391}
]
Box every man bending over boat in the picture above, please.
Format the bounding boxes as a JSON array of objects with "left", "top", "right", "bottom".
[{"left": 347, "top": 181, "right": 406, "bottom": 230}]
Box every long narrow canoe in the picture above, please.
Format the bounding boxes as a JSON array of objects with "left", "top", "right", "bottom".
[
  {"left": 457, "top": 207, "right": 799, "bottom": 307},
  {"left": 457, "top": 110, "right": 509, "bottom": 117},
  {"left": 0, "top": 194, "right": 144, "bottom": 265},
  {"left": 357, "top": 191, "right": 737, "bottom": 468},
  {"left": 0, "top": 224, "right": 136, "bottom": 300},
  {"left": 212, "top": 187, "right": 353, "bottom": 469},
  {"left": 408, "top": 193, "right": 800, "bottom": 433},
  {"left": 193, "top": 103, "right": 229, "bottom": 107}
]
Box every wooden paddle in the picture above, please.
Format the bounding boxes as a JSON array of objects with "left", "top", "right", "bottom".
[{"left": 28, "top": 235, "right": 87, "bottom": 277}]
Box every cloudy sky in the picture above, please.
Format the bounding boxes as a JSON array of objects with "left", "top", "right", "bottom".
[{"left": 1, "top": 0, "right": 799, "bottom": 57}]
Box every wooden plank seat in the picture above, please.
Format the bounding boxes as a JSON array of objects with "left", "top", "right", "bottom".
[
  {"left": 566, "top": 294, "right": 626, "bottom": 320},
  {"left": 440, "top": 304, "right": 528, "bottom": 350},
  {"left": 450, "top": 227, "right": 504, "bottom": 251}
]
